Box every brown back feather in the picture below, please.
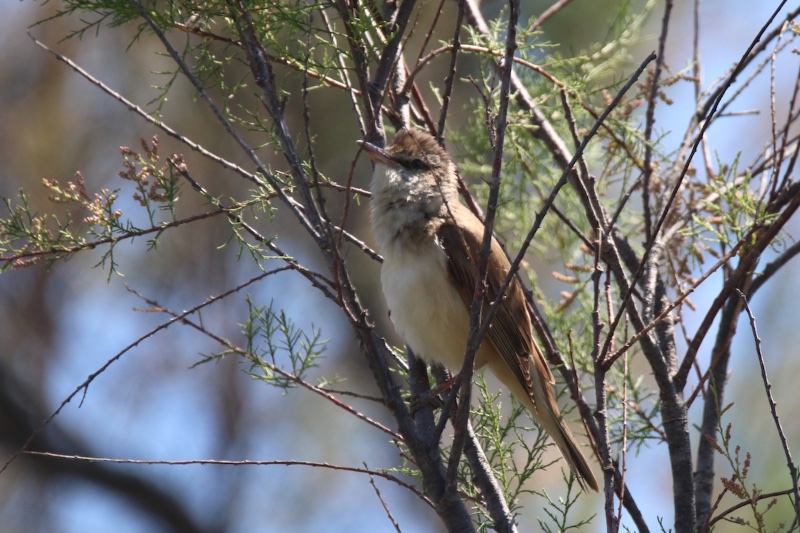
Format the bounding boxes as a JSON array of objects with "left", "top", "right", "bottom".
[{"left": 436, "top": 204, "right": 555, "bottom": 412}]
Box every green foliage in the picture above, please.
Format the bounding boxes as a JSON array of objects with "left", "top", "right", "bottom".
[
  {"left": 38, "top": 0, "right": 145, "bottom": 40},
  {"left": 381, "top": 373, "right": 595, "bottom": 529},
  {"left": 681, "top": 155, "right": 780, "bottom": 247},
  {"left": 465, "top": 376, "right": 593, "bottom": 530},
  {"left": 537, "top": 476, "right": 596, "bottom": 532},
  {"left": 241, "top": 297, "right": 327, "bottom": 391}
]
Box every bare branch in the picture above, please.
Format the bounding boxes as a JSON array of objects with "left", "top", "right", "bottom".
[
  {"left": 738, "top": 290, "right": 800, "bottom": 523},
  {"left": 24, "top": 452, "right": 431, "bottom": 503}
]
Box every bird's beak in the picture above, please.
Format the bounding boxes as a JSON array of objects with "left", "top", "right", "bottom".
[{"left": 357, "top": 140, "right": 400, "bottom": 168}]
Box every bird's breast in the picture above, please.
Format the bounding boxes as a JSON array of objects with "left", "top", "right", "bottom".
[{"left": 380, "top": 238, "right": 486, "bottom": 370}]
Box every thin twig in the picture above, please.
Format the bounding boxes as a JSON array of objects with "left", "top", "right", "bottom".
[
  {"left": 705, "top": 486, "right": 799, "bottom": 530},
  {"left": 28, "top": 31, "right": 263, "bottom": 187},
  {"left": 527, "top": 0, "right": 575, "bottom": 32},
  {"left": 129, "top": 287, "right": 401, "bottom": 441},
  {"left": 748, "top": 240, "right": 800, "bottom": 297},
  {"left": 436, "top": 0, "right": 465, "bottom": 140},
  {"left": 366, "top": 463, "right": 403, "bottom": 532},
  {"left": 1, "top": 209, "right": 226, "bottom": 266},
  {"left": 696, "top": 2, "right": 798, "bottom": 120},
  {"left": 737, "top": 289, "right": 800, "bottom": 523},
  {"left": 403, "top": 43, "right": 565, "bottom": 96},
  {"left": 24, "top": 452, "right": 430, "bottom": 503}
]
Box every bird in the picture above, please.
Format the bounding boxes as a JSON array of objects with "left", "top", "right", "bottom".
[{"left": 358, "top": 128, "right": 598, "bottom": 492}]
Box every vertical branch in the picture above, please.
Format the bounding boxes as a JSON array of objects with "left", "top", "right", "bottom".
[
  {"left": 371, "top": 0, "right": 417, "bottom": 129},
  {"left": 591, "top": 232, "right": 617, "bottom": 531},
  {"left": 778, "top": 67, "right": 800, "bottom": 190},
  {"left": 319, "top": 7, "right": 366, "bottom": 135},
  {"left": 302, "top": 33, "right": 328, "bottom": 225},
  {"left": 436, "top": 0, "right": 465, "bottom": 140},
  {"left": 616, "top": 350, "right": 629, "bottom": 530},
  {"left": 429, "top": 368, "right": 518, "bottom": 533},
  {"left": 447, "top": 0, "right": 520, "bottom": 486},
  {"left": 691, "top": 0, "right": 715, "bottom": 180},
  {"left": 335, "top": 0, "right": 382, "bottom": 139},
  {"left": 655, "top": 362, "right": 695, "bottom": 533},
  {"left": 407, "top": 349, "right": 438, "bottom": 449},
  {"left": 767, "top": 24, "right": 781, "bottom": 201},
  {"left": 642, "top": 0, "right": 672, "bottom": 243},
  {"left": 462, "top": 421, "right": 519, "bottom": 533}
]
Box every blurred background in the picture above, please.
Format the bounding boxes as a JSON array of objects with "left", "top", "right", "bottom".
[{"left": 1, "top": 1, "right": 799, "bottom": 532}]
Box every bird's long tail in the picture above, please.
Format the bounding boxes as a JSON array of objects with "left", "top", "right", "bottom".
[{"left": 487, "top": 358, "right": 599, "bottom": 492}]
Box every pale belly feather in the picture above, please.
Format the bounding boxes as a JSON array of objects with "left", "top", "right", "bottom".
[{"left": 380, "top": 239, "right": 489, "bottom": 371}]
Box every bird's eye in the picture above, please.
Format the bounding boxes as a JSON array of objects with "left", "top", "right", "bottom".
[{"left": 409, "top": 159, "right": 428, "bottom": 170}]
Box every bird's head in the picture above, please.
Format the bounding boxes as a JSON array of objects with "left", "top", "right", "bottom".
[{"left": 358, "top": 129, "right": 459, "bottom": 205}]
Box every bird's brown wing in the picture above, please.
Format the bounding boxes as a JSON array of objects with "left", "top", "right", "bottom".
[{"left": 436, "top": 208, "right": 554, "bottom": 410}]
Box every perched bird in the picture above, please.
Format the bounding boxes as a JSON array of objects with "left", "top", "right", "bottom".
[{"left": 359, "top": 128, "right": 598, "bottom": 491}]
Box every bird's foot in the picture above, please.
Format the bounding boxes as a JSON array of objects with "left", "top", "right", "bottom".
[{"left": 408, "top": 375, "right": 458, "bottom": 414}]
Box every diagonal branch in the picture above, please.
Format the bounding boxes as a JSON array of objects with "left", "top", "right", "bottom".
[{"left": 737, "top": 290, "right": 800, "bottom": 523}]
